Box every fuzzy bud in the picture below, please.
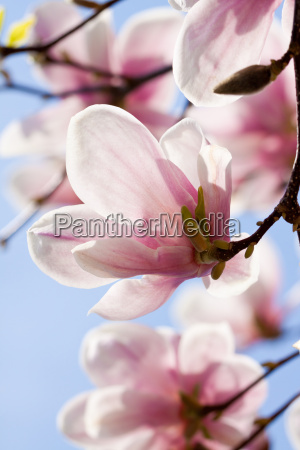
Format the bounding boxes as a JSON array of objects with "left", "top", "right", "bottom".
[{"left": 214, "top": 65, "right": 273, "bottom": 96}]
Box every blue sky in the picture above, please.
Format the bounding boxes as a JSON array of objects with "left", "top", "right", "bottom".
[{"left": 1, "top": 1, "right": 300, "bottom": 449}]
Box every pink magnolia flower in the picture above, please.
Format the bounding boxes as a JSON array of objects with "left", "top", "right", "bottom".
[
  {"left": 173, "top": 239, "right": 284, "bottom": 348},
  {"left": 186, "top": 23, "right": 296, "bottom": 211},
  {"left": 287, "top": 396, "right": 300, "bottom": 449},
  {"left": 171, "top": 0, "right": 294, "bottom": 106},
  {"left": 57, "top": 322, "right": 267, "bottom": 449},
  {"left": 0, "top": 2, "right": 183, "bottom": 206},
  {"left": 27, "top": 106, "right": 258, "bottom": 320}
]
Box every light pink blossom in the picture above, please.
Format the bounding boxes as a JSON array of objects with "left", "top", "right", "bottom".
[
  {"left": 57, "top": 322, "right": 267, "bottom": 449},
  {"left": 0, "top": 2, "right": 182, "bottom": 206},
  {"left": 186, "top": 23, "right": 296, "bottom": 211},
  {"left": 171, "top": 0, "right": 293, "bottom": 106},
  {"left": 287, "top": 396, "right": 300, "bottom": 449},
  {"left": 27, "top": 106, "right": 258, "bottom": 320},
  {"left": 173, "top": 239, "right": 284, "bottom": 348}
]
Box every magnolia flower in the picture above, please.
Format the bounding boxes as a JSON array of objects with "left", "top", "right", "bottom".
[
  {"left": 173, "top": 239, "right": 284, "bottom": 348},
  {"left": 186, "top": 23, "right": 296, "bottom": 211},
  {"left": 0, "top": 2, "right": 183, "bottom": 206},
  {"left": 28, "top": 106, "right": 258, "bottom": 320},
  {"left": 171, "top": 0, "right": 294, "bottom": 106},
  {"left": 58, "top": 322, "right": 267, "bottom": 449},
  {"left": 287, "top": 396, "right": 300, "bottom": 449}
]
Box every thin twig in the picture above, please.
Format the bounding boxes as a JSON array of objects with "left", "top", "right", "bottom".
[
  {"left": 0, "top": 169, "right": 66, "bottom": 246},
  {"left": 0, "top": 64, "right": 173, "bottom": 99},
  {"left": 233, "top": 392, "right": 300, "bottom": 450},
  {"left": 0, "top": 0, "right": 124, "bottom": 58},
  {"left": 44, "top": 55, "right": 118, "bottom": 80},
  {"left": 199, "top": 350, "right": 299, "bottom": 416}
]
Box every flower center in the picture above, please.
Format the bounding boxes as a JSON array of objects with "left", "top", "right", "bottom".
[{"left": 181, "top": 186, "right": 229, "bottom": 280}]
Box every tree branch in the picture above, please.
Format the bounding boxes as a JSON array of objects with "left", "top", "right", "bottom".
[
  {"left": 233, "top": 392, "right": 300, "bottom": 450},
  {"left": 0, "top": 0, "right": 124, "bottom": 59},
  {"left": 199, "top": 350, "right": 299, "bottom": 416},
  {"left": 0, "top": 169, "right": 66, "bottom": 246}
]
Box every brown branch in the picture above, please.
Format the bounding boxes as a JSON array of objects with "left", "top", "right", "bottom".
[
  {"left": 199, "top": 350, "right": 299, "bottom": 417},
  {"left": 0, "top": 169, "right": 66, "bottom": 246},
  {"left": 0, "top": 81, "right": 122, "bottom": 99},
  {"left": 233, "top": 392, "right": 300, "bottom": 450},
  {"left": 0, "top": 64, "right": 173, "bottom": 99},
  {"left": 0, "top": 0, "right": 124, "bottom": 59},
  {"left": 43, "top": 55, "right": 119, "bottom": 80},
  {"left": 210, "top": 0, "right": 300, "bottom": 262}
]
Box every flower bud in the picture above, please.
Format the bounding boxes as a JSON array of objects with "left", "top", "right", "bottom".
[{"left": 214, "top": 65, "right": 273, "bottom": 96}]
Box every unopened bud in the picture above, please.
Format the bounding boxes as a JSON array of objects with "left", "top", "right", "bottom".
[
  {"left": 214, "top": 65, "right": 273, "bottom": 96},
  {"left": 245, "top": 243, "right": 255, "bottom": 259},
  {"left": 256, "top": 221, "right": 263, "bottom": 226},
  {"left": 211, "top": 261, "right": 226, "bottom": 280},
  {"left": 213, "top": 239, "right": 230, "bottom": 250}
]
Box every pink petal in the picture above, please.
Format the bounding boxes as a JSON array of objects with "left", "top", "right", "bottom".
[
  {"left": 0, "top": 97, "right": 85, "bottom": 157},
  {"left": 58, "top": 391, "right": 160, "bottom": 449},
  {"left": 173, "top": 285, "right": 254, "bottom": 348},
  {"left": 160, "top": 118, "right": 205, "bottom": 190},
  {"left": 282, "top": 0, "right": 295, "bottom": 38},
  {"left": 201, "top": 420, "right": 245, "bottom": 447},
  {"left": 89, "top": 275, "right": 185, "bottom": 320},
  {"left": 84, "top": 386, "right": 179, "bottom": 439},
  {"left": 30, "top": 2, "right": 91, "bottom": 91},
  {"left": 8, "top": 159, "right": 79, "bottom": 207},
  {"left": 84, "top": 9, "right": 115, "bottom": 74},
  {"left": 27, "top": 205, "right": 116, "bottom": 288},
  {"left": 287, "top": 397, "right": 300, "bottom": 449},
  {"left": 116, "top": 8, "right": 183, "bottom": 111},
  {"left": 72, "top": 238, "right": 196, "bottom": 279},
  {"left": 66, "top": 105, "right": 195, "bottom": 219},
  {"left": 127, "top": 104, "right": 177, "bottom": 140},
  {"left": 203, "top": 233, "right": 259, "bottom": 297},
  {"left": 57, "top": 391, "right": 95, "bottom": 447},
  {"left": 179, "top": 323, "right": 235, "bottom": 374},
  {"left": 198, "top": 143, "right": 232, "bottom": 237},
  {"left": 200, "top": 355, "right": 267, "bottom": 416},
  {"left": 80, "top": 323, "right": 178, "bottom": 394},
  {"left": 173, "top": 0, "right": 281, "bottom": 106}
]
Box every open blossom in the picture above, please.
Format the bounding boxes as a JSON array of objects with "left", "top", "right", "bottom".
[
  {"left": 171, "top": 0, "right": 294, "bottom": 106},
  {"left": 173, "top": 239, "right": 284, "bottom": 348},
  {"left": 27, "top": 106, "right": 258, "bottom": 320},
  {"left": 0, "top": 2, "right": 182, "bottom": 206},
  {"left": 186, "top": 23, "right": 296, "bottom": 211},
  {"left": 287, "top": 396, "right": 300, "bottom": 449},
  {"left": 57, "top": 322, "right": 267, "bottom": 449}
]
